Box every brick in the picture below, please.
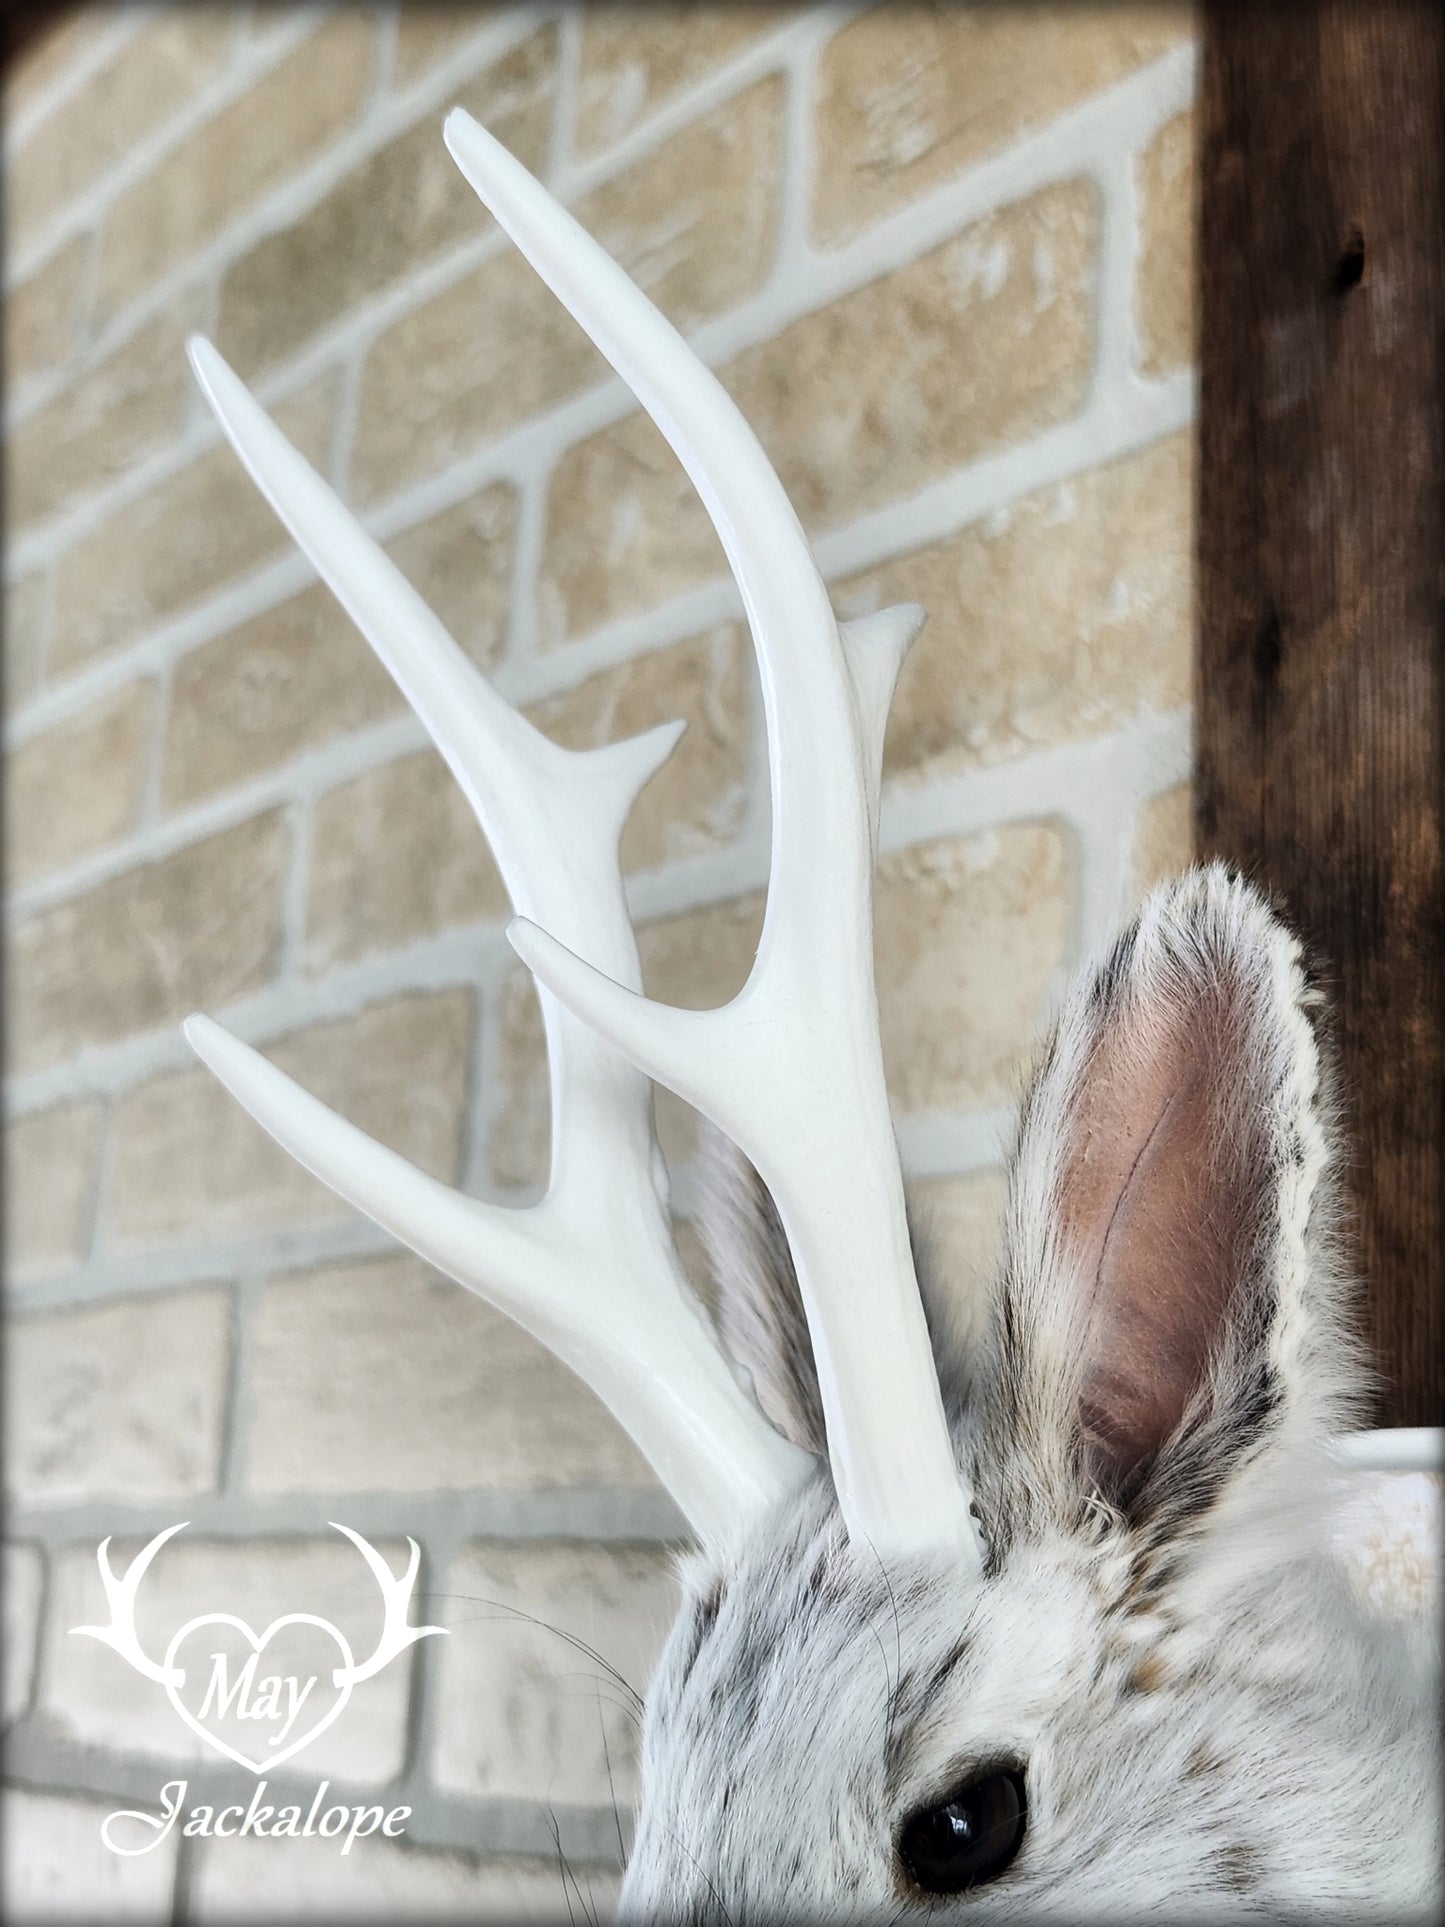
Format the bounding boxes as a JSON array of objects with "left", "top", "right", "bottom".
[
  {"left": 486, "top": 964, "right": 550, "bottom": 1191},
  {"left": 3, "top": 567, "right": 52, "bottom": 709},
  {"left": 7, "top": 810, "right": 288, "bottom": 1077},
  {"left": 640, "top": 888, "right": 764, "bottom": 1002},
  {"left": 5, "top": 286, "right": 208, "bottom": 532},
  {"left": 7, "top": 12, "right": 232, "bottom": 253},
  {"left": 575, "top": 3, "right": 781, "bottom": 155},
  {"left": 434, "top": 1541, "right": 676, "bottom": 1804},
  {"left": 351, "top": 244, "right": 603, "bottom": 506},
  {"left": 161, "top": 585, "right": 398, "bottom": 811},
  {"left": 875, "top": 825, "right": 1070, "bottom": 1112},
  {"left": 3, "top": 1545, "right": 43, "bottom": 1725},
  {"left": 541, "top": 179, "right": 1100, "bottom": 638},
  {"left": 49, "top": 371, "right": 339, "bottom": 675},
  {"left": 1133, "top": 782, "right": 1192, "bottom": 896},
  {"left": 1, "top": 1788, "right": 178, "bottom": 1922},
  {"left": 350, "top": 81, "right": 786, "bottom": 503},
  {"left": 3, "top": 1098, "right": 104, "bottom": 1280},
  {"left": 539, "top": 410, "right": 726, "bottom": 646},
  {"left": 248, "top": 1251, "right": 652, "bottom": 1493},
  {"left": 2, "top": 231, "right": 91, "bottom": 389},
  {"left": 638, "top": 890, "right": 765, "bottom": 1167},
  {"left": 570, "top": 75, "right": 783, "bottom": 333},
  {"left": 393, "top": 4, "right": 506, "bottom": 89},
  {"left": 910, "top": 1169, "right": 1006, "bottom": 1364},
  {"left": 486, "top": 885, "right": 767, "bottom": 1189},
  {"left": 836, "top": 433, "right": 1194, "bottom": 785},
  {"left": 1, "top": 9, "right": 116, "bottom": 123},
  {"left": 7, "top": 678, "right": 155, "bottom": 884},
  {"left": 193, "top": 1834, "right": 617, "bottom": 1924},
  {"left": 96, "top": 14, "right": 376, "bottom": 321},
  {"left": 5, "top": 1286, "right": 229, "bottom": 1506},
  {"left": 739, "top": 177, "right": 1100, "bottom": 528},
  {"left": 523, "top": 834, "right": 1065, "bottom": 1161},
  {"left": 107, "top": 989, "right": 473, "bottom": 1244},
  {"left": 304, "top": 752, "right": 508, "bottom": 974},
  {"left": 1137, "top": 108, "right": 1196, "bottom": 376},
  {"left": 42, "top": 1534, "right": 408, "bottom": 1783},
  {"left": 813, "top": 3, "right": 1192, "bottom": 246},
  {"left": 216, "top": 27, "right": 558, "bottom": 375},
  {"left": 384, "top": 481, "right": 517, "bottom": 669},
  {"left": 527, "top": 623, "right": 751, "bottom": 871}
]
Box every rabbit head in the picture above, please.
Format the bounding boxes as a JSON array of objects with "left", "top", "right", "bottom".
[{"left": 621, "top": 866, "right": 1440, "bottom": 1922}]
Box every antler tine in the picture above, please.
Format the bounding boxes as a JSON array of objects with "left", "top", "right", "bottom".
[
  {"left": 182, "top": 341, "right": 811, "bottom": 1543},
  {"left": 70, "top": 1524, "right": 188, "bottom": 1684},
  {"left": 445, "top": 110, "right": 982, "bottom": 1564},
  {"left": 329, "top": 1526, "right": 446, "bottom": 1682}
]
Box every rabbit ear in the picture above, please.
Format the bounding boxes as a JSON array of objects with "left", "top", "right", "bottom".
[
  {"left": 695, "top": 1126, "right": 826, "bottom": 1456},
  {"left": 976, "top": 864, "right": 1366, "bottom": 1546}
]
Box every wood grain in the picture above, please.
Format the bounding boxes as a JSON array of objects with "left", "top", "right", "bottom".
[{"left": 1196, "top": 4, "right": 1444, "bottom": 1425}]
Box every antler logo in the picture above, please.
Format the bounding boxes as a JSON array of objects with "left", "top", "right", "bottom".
[{"left": 70, "top": 1523, "right": 446, "bottom": 1775}]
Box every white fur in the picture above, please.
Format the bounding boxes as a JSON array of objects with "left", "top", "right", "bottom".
[{"left": 617, "top": 866, "right": 1441, "bottom": 1922}]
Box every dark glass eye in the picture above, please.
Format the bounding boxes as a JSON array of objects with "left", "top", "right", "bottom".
[{"left": 897, "top": 1767, "right": 1027, "bottom": 1895}]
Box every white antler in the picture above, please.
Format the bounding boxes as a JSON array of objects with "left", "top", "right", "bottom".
[
  {"left": 330, "top": 1525, "right": 446, "bottom": 1684},
  {"left": 181, "top": 337, "right": 811, "bottom": 1544},
  {"left": 445, "top": 111, "right": 982, "bottom": 1564},
  {"left": 70, "top": 1524, "right": 188, "bottom": 1685}
]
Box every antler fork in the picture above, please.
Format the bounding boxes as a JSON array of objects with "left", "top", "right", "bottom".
[
  {"left": 444, "top": 114, "right": 982, "bottom": 1563},
  {"left": 181, "top": 342, "right": 809, "bottom": 1544},
  {"left": 184, "top": 112, "right": 983, "bottom": 1566}
]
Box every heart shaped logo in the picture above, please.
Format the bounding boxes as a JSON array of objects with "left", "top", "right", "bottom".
[{"left": 164, "top": 1613, "right": 355, "bottom": 1775}]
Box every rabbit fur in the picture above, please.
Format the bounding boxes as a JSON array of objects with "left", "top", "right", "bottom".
[{"left": 619, "top": 864, "right": 1441, "bottom": 1923}]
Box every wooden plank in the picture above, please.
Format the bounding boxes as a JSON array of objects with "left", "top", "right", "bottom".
[{"left": 1196, "top": 3, "right": 1444, "bottom": 1425}]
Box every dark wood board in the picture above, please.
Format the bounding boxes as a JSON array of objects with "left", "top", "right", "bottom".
[{"left": 1196, "top": 3, "right": 1444, "bottom": 1425}]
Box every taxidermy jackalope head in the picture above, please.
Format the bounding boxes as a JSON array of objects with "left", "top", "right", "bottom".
[{"left": 183, "top": 113, "right": 1440, "bottom": 1920}]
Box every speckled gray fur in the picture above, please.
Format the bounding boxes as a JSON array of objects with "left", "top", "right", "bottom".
[{"left": 619, "top": 868, "right": 1441, "bottom": 1923}]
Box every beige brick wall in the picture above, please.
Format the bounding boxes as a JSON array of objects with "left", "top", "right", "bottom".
[{"left": 3, "top": 5, "right": 1197, "bottom": 1918}]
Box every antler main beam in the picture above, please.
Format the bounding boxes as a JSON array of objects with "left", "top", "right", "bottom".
[
  {"left": 182, "top": 341, "right": 810, "bottom": 1543},
  {"left": 445, "top": 111, "right": 983, "bottom": 1565}
]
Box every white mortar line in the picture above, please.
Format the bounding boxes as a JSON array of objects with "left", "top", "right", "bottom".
[
  {"left": 546, "top": 0, "right": 583, "bottom": 179},
  {"left": 1, "top": 94, "right": 1183, "bottom": 776},
  {"left": 809, "top": 373, "right": 1193, "bottom": 584},
  {"left": 12, "top": 1082, "right": 1023, "bottom": 1317},
  {"left": 327, "top": 336, "right": 369, "bottom": 499},
  {"left": 772, "top": 10, "right": 821, "bottom": 270},
  {"left": 9, "top": 1215, "right": 397, "bottom": 1313},
  {"left": 501, "top": 466, "right": 550, "bottom": 672},
  {"left": 5, "top": 712, "right": 1191, "bottom": 1129},
  {"left": 369, "top": 0, "right": 400, "bottom": 103},
  {"left": 1, "top": 8, "right": 148, "bottom": 156},
  {"left": 4, "top": 340, "right": 1188, "bottom": 784},
  {"left": 4, "top": 8, "right": 325, "bottom": 293},
  {"left": 216, "top": 1272, "right": 261, "bottom": 1496},
  {"left": 6, "top": 683, "right": 1187, "bottom": 987},
  {"left": 2, "top": 6, "right": 555, "bottom": 433},
  {"left": 4, "top": 348, "right": 349, "bottom": 583},
  {"left": 6, "top": 1483, "right": 687, "bottom": 1551},
  {"left": 5, "top": 39, "right": 1192, "bottom": 581},
  {"left": 555, "top": 7, "right": 833, "bottom": 204}
]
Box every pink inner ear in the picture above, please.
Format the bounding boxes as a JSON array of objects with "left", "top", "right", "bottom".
[{"left": 1061, "top": 987, "right": 1265, "bottom": 1493}]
